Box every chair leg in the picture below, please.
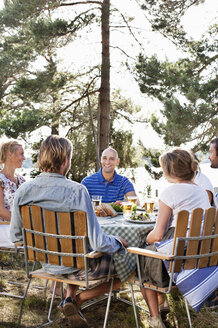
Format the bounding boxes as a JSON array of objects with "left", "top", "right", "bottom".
[
  {"left": 35, "top": 281, "right": 56, "bottom": 328},
  {"left": 184, "top": 298, "right": 192, "bottom": 328},
  {"left": 18, "top": 276, "right": 32, "bottom": 326},
  {"left": 129, "top": 283, "right": 139, "bottom": 328},
  {"left": 103, "top": 278, "right": 114, "bottom": 328}
]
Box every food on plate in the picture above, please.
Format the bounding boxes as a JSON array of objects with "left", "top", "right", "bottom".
[
  {"left": 94, "top": 203, "right": 118, "bottom": 217},
  {"left": 101, "top": 203, "right": 117, "bottom": 217},
  {"left": 130, "top": 212, "right": 151, "bottom": 221},
  {"left": 94, "top": 206, "right": 108, "bottom": 217},
  {"left": 110, "top": 201, "right": 123, "bottom": 212}
]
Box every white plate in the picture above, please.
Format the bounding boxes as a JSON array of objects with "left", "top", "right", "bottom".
[{"left": 126, "top": 219, "right": 156, "bottom": 224}]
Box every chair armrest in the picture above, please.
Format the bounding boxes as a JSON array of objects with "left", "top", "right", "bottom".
[
  {"left": 86, "top": 251, "right": 104, "bottom": 258},
  {"left": 127, "top": 247, "right": 174, "bottom": 261},
  {"left": 0, "top": 221, "right": 10, "bottom": 225},
  {"left": 14, "top": 241, "right": 24, "bottom": 247}
]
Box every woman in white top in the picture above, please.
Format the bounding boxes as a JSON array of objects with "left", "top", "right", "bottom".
[
  {"left": 140, "top": 149, "right": 210, "bottom": 328},
  {"left": 0, "top": 139, "right": 26, "bottom": 247}
]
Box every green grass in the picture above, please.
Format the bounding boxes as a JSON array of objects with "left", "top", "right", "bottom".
[{"left": 0, "top": 252, "right": 217, "bottom": 328}]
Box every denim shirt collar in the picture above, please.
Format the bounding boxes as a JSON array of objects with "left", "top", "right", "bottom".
[{"left": 38, "top": 172, "right": 66, "bottom": 179}]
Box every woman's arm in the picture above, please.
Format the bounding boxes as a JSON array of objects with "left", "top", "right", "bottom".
[
  {"left": 0, "top": 185, "right": 11, "bottom": 221},
  {"left": 146, "top": 200, "right": 172, "bottom": 244},
  {"left": 206, "top": 190, "right": 213, "bottom": 205}
]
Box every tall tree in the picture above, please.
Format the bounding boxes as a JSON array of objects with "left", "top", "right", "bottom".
[{"left": 99, "top": 0, "right": 110, "bottom": 156}]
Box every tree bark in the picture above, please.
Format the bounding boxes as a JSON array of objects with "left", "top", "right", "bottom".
[
  {"left": 87, "top": 92, "right": 100, "bottom": 170},
  {"left": 99, "top": 0, "right": 110, "bottom": 157}
]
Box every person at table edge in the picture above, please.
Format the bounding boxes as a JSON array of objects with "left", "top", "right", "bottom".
[
  {"left": 10, "top": 135, "right": 128, "bottom": 328},
  {"left": 81, "top": 147, "right": 137, "bottom": 202}
]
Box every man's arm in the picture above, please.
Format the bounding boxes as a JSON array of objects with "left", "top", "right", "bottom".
[{"left": 125, "top": 190, "right": 137, "bottom": 199}]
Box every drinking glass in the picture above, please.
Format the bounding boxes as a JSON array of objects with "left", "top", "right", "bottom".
[
  {"left": 127, "top": 196, "right": 138, "bottom": 205},
  {"left": 122, "top": 201, "right": 133, "bottom": 220},
  {"left": 143, "top": 198, "right": 155, "bottom": 214},
  {"left": 92, "top": 195, "right": 102, "bottom": 208}
]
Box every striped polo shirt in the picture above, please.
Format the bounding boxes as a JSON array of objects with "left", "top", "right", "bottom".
[{"left": 81, "top": 169, "right": 135, "bottom": 203}]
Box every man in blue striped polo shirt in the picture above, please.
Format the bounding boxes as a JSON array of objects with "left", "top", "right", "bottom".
[{"left": 81, "top": 147, "right": 137, "bottom": 203}]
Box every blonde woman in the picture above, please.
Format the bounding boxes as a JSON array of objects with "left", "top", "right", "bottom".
[
  {"left": 0, "top": 139, "right": 26, "bottom": 246},
  {"left": 140, "top": 149, "right": 210, "bottom": 328}
]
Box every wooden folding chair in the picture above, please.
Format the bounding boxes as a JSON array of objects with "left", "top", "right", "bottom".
[
  {"left": 128, "top": 207, "right": 218, "bottom": 328},
  {"left": 19, "top": 205, "right": 115, "bottom": 328}
]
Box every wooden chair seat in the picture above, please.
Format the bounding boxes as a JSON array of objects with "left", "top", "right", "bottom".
[{"left": 30, "top": 268, "right": 109, "bottom": 289}]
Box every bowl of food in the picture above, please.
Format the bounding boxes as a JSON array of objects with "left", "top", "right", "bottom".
[{"left": 110, "top": 201, "right": 123, "bottom": 213}]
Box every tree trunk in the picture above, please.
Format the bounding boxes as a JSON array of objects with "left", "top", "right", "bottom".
[
  {"left": 87, "top": 92, "right": 100, "bottom": 170},
  {"left": 99, "top": 0, "right": 110, "bottom": 157}
]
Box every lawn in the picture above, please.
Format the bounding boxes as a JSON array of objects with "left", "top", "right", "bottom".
[{"left": 0, "top": 252, "right": 217, "bottom": 328}]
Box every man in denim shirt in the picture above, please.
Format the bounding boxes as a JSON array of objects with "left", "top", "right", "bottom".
[{"left": 10, "top": 135, "right": 127, "bottom": 328}]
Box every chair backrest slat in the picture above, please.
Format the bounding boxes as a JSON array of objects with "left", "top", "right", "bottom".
[
  {"left": 170, "top": 210, "right": 189, "bottom": 273},
  {"left": 58, "top": 212, "right": 74, "bottom": 267},
  {"left": 44, "top": 209, "right": 59, "bottom": 265},
  {"left": 210, "top": 210, "right": 218, "bottom": 266},
  {"left": 21, "top": 205, "right": 34, "bottom": 261},
  {"left": 198, "top": 207, "right": 215, "bottom": 268},
  {"left": 74, "top": 211, "right": 88, "bottom": 269},
  {"left": 184, "top": 208, "right": 203, "bottom": 270},
  {"left": 31, "top": 205, "right": 46, "bottom": 262},
  {"left": 58, "top": 211, "right": 87, "bottom": 270}
]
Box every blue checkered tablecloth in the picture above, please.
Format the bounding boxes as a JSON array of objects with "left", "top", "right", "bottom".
[{"left": 99, "top": 216, "right": 155, "bottom": 282}]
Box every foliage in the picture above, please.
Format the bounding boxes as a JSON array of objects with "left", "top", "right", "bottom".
[
  {"left": 138, "top": 141, "right": 163, "bottom": 180},
  {"left": 134, "top": 1, "right": 218, "bottom": 152},
  {"left": 0, "top": 0, "right": 142, "bottom": 179},
  {"left": 138, "top": 0, "right": 205, "bottom": 49}
]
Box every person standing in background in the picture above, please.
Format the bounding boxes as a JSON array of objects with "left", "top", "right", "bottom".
[{"left": 0, "top": 139, "right": 26, "bottom": 247}]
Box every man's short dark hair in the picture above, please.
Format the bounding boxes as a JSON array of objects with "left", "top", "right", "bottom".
[{"left": 211, "top": 137, "right": 218, "bottom": 156}]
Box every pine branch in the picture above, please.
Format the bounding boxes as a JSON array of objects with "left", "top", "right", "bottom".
[
  {"left": 57, "top": 88, "right": 100, "bottom": 115},
  {"left": 59, "top": 1, "right": 102, "bottom": 7},
  {"left": 110, "top": 45, "right": 135, "bottom": 60}
]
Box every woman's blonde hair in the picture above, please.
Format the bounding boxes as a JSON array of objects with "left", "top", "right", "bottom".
[
  {"left": 159, "top": 148, "right": 198, "bottom": 181},
  {"left": 0, "top": 139, "right": 23, "bottom": 164},
  {"left": 37, "top": 135, "right": 72, "bottom": 172}
]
